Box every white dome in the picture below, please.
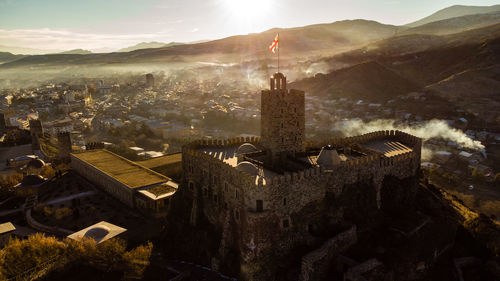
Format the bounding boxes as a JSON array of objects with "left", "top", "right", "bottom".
[
  {"left": 84, "top": 226, "right": 110, "bottom": 242},
  {"left": 317, "top": 145, "right": 341, "bottom": 168},
  {"left": 236, "top": 143, "right": 258, "bottom": 155},
  {"left": 236, "top": 161, "right": 259, "bottom": 176}
]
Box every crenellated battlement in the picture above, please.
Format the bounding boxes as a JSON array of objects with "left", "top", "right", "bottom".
[
  {"left": 305, "top": 130, "right": 422, "bottom": 149},
  {"left": 184, "top": 136, "right": 261, "bottom": 150},
  {"left": 182, "top": 129, "right": 421, "bottom": 189}
]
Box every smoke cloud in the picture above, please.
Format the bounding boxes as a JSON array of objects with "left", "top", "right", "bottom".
[{"left": 335, "top": 119, "right": 484, "bottom": 155}]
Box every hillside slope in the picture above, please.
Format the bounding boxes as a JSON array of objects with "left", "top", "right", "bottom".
[
  {"left": 399, "top": 12, "right": 500, "bottom": 36},
  {"left": 406, "top": 4, "right": 500, "bottom": 27},
  {"left": 0, "top": 52, "right": 25, "bottom": 64},
  {"left": 117, "top": 42, "right": 184, "bottom": 52},
  {"left": 291, "top": 61, "right": 419, "bottom": 101}
]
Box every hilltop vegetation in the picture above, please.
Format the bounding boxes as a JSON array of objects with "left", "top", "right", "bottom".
[{"left": 0, "top": 234, "right": 152, "bottom": 280}]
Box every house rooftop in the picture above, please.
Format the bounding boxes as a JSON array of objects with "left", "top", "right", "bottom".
[
  {"left": 67, "top": 221, "right": 126, "bottom": 244},
  {"left": 71, "top": 149, "right": 170, "bottom": 189},
  {"left": 137, "top": 152, "right": 182, "bottom": 169},
  {"left": 0, "top": 222, "right": 16, "bottom": 234}
]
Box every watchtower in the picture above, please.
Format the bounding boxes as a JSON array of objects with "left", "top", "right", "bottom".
[
  {"left": 0, "top": 113, "right": 6, "bottom": 134},
  {"left": 29, "top": 119, "right": 44, "bottom": 151},
  {"left": 261, "top": 72, "right": 305, "bottom": 163},
  {"left": 146, "top": 73, "right": 154, "bottom": 88},
  {"left": 57, "top": 132, "right": 72, "bottom": 161}
]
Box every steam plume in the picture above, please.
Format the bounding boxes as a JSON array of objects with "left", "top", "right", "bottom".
[{"left": 335, "top": 119, "right": 484, "bottom": 151}]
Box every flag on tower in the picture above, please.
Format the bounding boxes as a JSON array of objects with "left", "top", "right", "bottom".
[{"left": 269, "top": 34, "right": 279, "bottom": 53}]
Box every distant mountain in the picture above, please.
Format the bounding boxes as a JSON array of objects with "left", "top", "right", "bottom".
[
  {"left": 117, "top": 41, "right": 185, "bottom": 52},
  {"left": 0, "top": 44, "right": 62, "bottom": 55},
  {"left": 0, "top": 52, "right": 25, "bottom": 64},
  {"left": 57, "top": 49, "right": 92, "bottom": 55},
  {"left": 399, "top": 12, "right": 500, "bottom": 36},
  {"left": 291, "top": 61, "right": 419, "bottom": 101},
  {"left": 0, "top": 20, "right": 400, "bottom": 68},
  {"left": 295, "top": 23, "right": 500, "bottom": 108},
  {"left": 406, "top": 4, "right": 500, "bottom": 27}
]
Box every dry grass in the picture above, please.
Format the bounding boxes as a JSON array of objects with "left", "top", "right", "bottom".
[{"left": 145, "top": 184, "right": 176, "bottom": 196}]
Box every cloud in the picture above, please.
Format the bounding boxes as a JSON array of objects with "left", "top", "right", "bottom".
[
  {"left": 0, "top": 28, "right": 173, "bottom": 52},
  {"left": 191, "top": 28, "right": 200, "bottom": 33}
]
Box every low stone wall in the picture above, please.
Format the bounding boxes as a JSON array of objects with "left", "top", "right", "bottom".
[
  {"left": 25, "top": 209, "right": 73, "bottom": 237},
  {"left": 300, "top": 225, "right": 357, "bottom": 281},
  {"left": 344, "top": 258, "right": 383, "bottom": 281}
]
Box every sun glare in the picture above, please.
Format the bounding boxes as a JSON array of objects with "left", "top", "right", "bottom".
[{"left": 223, "top": 0, "right": 271, "bottom": 22}]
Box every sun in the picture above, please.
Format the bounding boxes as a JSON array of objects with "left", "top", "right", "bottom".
[{"left": 222, "top": 0, "right": 271, "bottom": 23}]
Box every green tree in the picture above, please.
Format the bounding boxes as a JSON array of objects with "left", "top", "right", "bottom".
[
  {"left": 472, "top": 168, "right": 485, "bottom": 182},
  {"left": 0, "top": 173, "right": 22, "bottom": 198}
]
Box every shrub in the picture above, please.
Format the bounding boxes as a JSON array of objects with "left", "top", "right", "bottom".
[
  {"left": 43, "top": 206, "right": 54, "bottom": 216},
  {"left": 0, "top": 233, "right": 66, "bottom": 278},
  {"left": 0, "top": 173, "right": 22, "bottom": 197},
  {"left": 54, "top": 208, "right": 73, "bottom": 220},
  {"left": 40, "top": 165, "right": 56, "bottom": 178},
  {"left": 123, "top": 241, "right": 153, "bottom": 277},
  {"left": 494, "top": 173, "right": 500, "bottom": 184},
  {"left": 0, "top": 234, "right": 153, "bottom": 280},
  {"left": 472, "top": 168, "right": 485, "bottom": 182}
]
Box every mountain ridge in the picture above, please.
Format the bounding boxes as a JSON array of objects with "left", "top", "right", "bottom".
[{"left": 406, "top": 4, "right": 500, "bottom": 27}]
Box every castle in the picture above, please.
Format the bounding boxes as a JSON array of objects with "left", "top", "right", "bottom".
[{"left": 172, "top": 72, "right": 422, "bottom": 280}]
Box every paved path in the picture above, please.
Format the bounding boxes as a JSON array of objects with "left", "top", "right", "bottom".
[
  {"left": 42, "top": 191, "right": 96, "bottom": 205},
  {"left": 0, "top": 207, "right": 23, "bottom": 216}
]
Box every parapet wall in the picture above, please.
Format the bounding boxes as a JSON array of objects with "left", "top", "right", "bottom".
[
  {"left": 182, "top": 130, "right": 422, "bottom": 189},
  {"left": 300, "top": 225, "right": 358, "bottom": 281},
  {"left": 306, "top": 130, "right": 422, "bottom": 151}
]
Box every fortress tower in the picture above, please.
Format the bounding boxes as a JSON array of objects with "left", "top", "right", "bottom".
[
  {"left": 57, "top": 132, "right": 72, "bottom": 161},
  {"left": 0, "top": 113, "right": 6, "bottom": 134},
  {"left": 29, "top": 119, "right": 44, "bottom": 151},
  {"left": 146, "top": 73, "right": 154, "bottom": 88},
  {"left": 261, "top": 72, "right": 305, "bottom": 163}
]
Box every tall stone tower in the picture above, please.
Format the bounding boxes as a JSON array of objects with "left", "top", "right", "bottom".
[
  {"left": 29, "top": 119, "right": 44, "bottom": 150},
  {"left": 261, "top": 72, "right": 305, "bottom": 163},
  {"left": 0, "top": 113, "right": 6, "bottom": 134},
  {"left": 146, "top": 73, "right": 154, "bottom": 88},
  {"left": 57, "top": 132, "right": 72, "bottom": 161}
]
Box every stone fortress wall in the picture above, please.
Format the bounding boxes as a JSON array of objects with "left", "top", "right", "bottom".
[
  {"left": 181, "top": 130, "right": 422, "bottom": 277},
  {"left": 183, "top": 130, "right": 421, "bottom": 212},
  {"left": 176, "top": 72, "right": 423, "bottom": 280}
]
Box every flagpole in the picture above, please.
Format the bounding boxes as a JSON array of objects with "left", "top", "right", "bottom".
[{"left": 278, "top": 33, "right": 280, "bottom": 73}]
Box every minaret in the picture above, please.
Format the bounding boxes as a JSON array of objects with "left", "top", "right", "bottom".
[{"left": 261, "top": 73, "right": 305, "bottom": 164}]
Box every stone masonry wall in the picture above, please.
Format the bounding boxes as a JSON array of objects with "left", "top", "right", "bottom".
[
  {"left": 261, "top": 88, "right": 305, "bottom": 160},
  {"left": 179, "top": 131, "right": 422, "bottom": 280},
  {"left": 300, "top": 225, "right": 358, "bottom": 281}
]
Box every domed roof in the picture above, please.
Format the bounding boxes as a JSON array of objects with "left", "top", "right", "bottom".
[
  {"left": 20, "top": 174, "right": 46, "bottom": 186},
  {"left": 27, "top": 158, "right": 45, "bottom": 169},
  {"left": 236, "top": 161, "right": 259, "bottom": 176},
  {"left": 84, "top": 226, "right": 110, "bottom": 242},
  {"left": 236, "top": 143, "right": 258, "bottom": 155},
  {"left": 317, "top": 145, "right": 341, "bottom": 168}
]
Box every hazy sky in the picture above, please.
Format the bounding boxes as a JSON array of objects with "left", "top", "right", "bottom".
[{"left": 0, "top": 0, "right": 499, "bottom": 52}]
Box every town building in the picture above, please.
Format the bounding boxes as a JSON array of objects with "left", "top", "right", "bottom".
[{"left": 70, "top": 149, "right": 177, "bottom": 217}]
